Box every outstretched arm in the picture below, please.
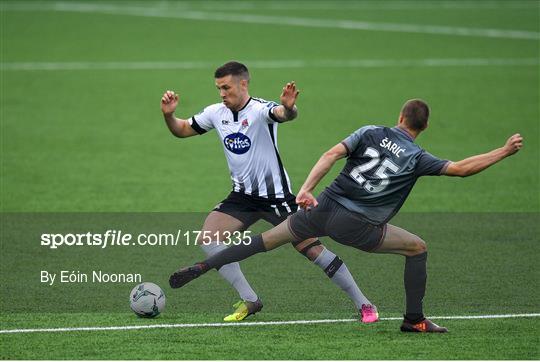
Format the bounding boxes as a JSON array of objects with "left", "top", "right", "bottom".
[
  {"left": 296, "top": 143, "right": 349, "bottom": 208},
  {"left": 160, "top": 90, "right": 199, "bottom": 138},
  {"left": 445, "top": 133, "right": 523, "bottom": 177},
  {"left": 271, "top": 81, "right": 300, "bottom": 122}
]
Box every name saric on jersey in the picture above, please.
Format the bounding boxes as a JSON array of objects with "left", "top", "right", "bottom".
[{"left": 379, "top": 137, "right": 406, "bottom": 158}]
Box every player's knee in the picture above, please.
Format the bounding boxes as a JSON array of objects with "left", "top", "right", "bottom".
[
  {"left": 410, "top": 237, "right": 427, "bottom": 255},
  {"left": 304, "top": 245, "right": 324, "bottom": 261},
  {"left": 294, "top": 239, "right": 323, "bottom": 261}
]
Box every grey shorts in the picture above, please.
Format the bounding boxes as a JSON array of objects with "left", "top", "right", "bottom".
[{"left": 287, "top": 192, "right": 387, "bottom": 252}]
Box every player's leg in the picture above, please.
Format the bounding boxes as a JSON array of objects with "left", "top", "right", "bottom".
[
  {"left": 294, "top": 238, "right": 373, "bottom": 312},
  {"left": 294, "top": 238, "right": 378, "bottom": 322},
  {"left": 370, "top": 224, "right": 447, "bottom": 332},
  {"left": 190, "top": 207, "right": 265, "bottom": 321},
  {"left": 264, "top": 198, "right": 377, "bottom": 323},
  {"left": 372, "top": 224, "right": 426, "bottom": 322},
  {"left": 186, "top": 194, "right": 379, "bottom": 323},
  {"left": 198, "top": 210, "right": 259, "bottom": 304},
  {"left": 371, "top": 224, "right": 426, "bottom": 256},
  {"left": 169, "top": 222, "right": 288, "bottom": 285},
  {"left": 168, "top": 217, "right": 298, "bottom": 289}
]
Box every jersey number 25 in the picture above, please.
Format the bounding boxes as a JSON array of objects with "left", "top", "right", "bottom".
[{"left": 349, "top": 147, "right": 399, "bottom": 193}]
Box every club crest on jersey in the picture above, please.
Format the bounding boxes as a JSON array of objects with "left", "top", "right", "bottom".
[
  {"left": 241, "top": 119, "right": 249, "bottom": 129},
  {"left": 224, "top": 133, "right": 251, "bottom": 154}
]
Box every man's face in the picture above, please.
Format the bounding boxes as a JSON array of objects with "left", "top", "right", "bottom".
[{"left": 215, "top": 75, "right": 248, "bottom": 111}]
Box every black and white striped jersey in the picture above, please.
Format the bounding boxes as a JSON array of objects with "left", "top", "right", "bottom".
[{"left": 189, "top": 97, "right": 293, "bottom": 200}]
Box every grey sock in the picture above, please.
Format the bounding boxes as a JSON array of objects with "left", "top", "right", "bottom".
[
  {"left": 201, "top": 243, "right": 258, "bottom": 303},
  {"left": 314, "top": 248, "right": 371, "bottom": 310}
]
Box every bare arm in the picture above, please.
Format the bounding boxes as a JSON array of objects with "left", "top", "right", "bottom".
[
  {"left": 160, "top": 90, "right": 199, "bottom": 138},
  {"left": 296, "top": 143, "right": 349, "bottom": 208},
  {"left": 270, "top": 81, "right": 299, "bottom": 122},
  {"left": 445, "top": 133, "right": 523, "bottom": 177}
]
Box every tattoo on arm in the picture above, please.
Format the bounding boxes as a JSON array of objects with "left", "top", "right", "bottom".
[{"left": 273, "top": 105, "right": 298, "bottom": 122}]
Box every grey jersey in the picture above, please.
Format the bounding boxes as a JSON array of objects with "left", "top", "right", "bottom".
[{"left": 325, "top": 126, "right": 449, "bottom": 224}]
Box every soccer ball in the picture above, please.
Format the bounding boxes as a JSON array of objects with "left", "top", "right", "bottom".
[{"left": 129, "top": 282, "right": 166, "bottom": 318}]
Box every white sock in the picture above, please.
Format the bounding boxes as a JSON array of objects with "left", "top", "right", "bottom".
[
  {"left": 314, "top": 248, "right": 371, "bottom": 310},
  {"left": 201, "top": 243, "right": 258, "bottom": 302}
]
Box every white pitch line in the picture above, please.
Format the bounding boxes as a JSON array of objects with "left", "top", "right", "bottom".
[
  {"left": 1, "top": 313, "right": 539, "bottom": 335},
  {"left": 2, "top": 2, "right": 539, "bottom": 40},
  {"left": 2, "top": 0, "right": 538, "bottom": 11},
  {"left": 3, "top": 1, "right": 538, "bottom": 11},
  {"left": 147, "top": 1, "right": 540, "bottom": 11},
  {"left": 1, "top": 58, "right": 538, "bottom": 71}
]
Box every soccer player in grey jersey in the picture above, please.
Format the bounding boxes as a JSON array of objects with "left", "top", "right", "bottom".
[
  {"left": 162, "top": 61, "right": 377, "bottom": 323},
  {"left": 170, "top": 99, "right": 524, "bottom": 332}
]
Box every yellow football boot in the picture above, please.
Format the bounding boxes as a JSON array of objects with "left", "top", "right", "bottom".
[{"left": 223, "top": 299, "right": 263, "bottom": 322}]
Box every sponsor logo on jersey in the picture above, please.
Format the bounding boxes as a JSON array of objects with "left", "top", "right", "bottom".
[{"left": 224, "top": 133, "right": 251, "bottom": 154}]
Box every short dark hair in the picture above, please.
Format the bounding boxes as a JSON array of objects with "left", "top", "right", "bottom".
[
  {"left": 214, "top": 61, "right": 250, "bottom": 81},
  {"left": 400, "top": 99, "right": 430, "bottom": 131}
]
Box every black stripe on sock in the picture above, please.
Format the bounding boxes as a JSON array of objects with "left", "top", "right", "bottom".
[{"left": 324, "top": 256, "right": 343, "bottom": 278}]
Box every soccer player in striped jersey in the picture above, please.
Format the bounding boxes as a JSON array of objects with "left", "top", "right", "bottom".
[
  {"left": 170, "top": 99, "right": 524, "bottom": 332},
  {"left": 161, "top": 61, "right": 377, "bottom": 323}
]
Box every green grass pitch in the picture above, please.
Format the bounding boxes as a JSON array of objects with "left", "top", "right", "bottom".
[{"left": 1, "top": 0, "right": 539, "bottom": 360}]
